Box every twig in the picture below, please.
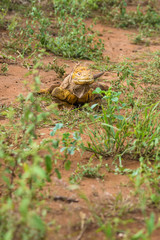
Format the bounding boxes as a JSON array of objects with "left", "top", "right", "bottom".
[
  {"left": 76, "top": 225, "right": 87, "bottom": 240},
  {"left": 53, "top": 195, "right": 79, "bottom": 203}
]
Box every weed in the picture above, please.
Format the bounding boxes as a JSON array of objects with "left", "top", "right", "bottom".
[
  {"left": 70, "top": 156, "right": 104, "bottom": 183},
  {"left": 0, "top": 0, "right": 10, "bottom": 28},
  {"left": 44, "top": 58, "right": 67, "bottom": 78},
  {"left": 81, "top": 88, "right": 160, "bottom": 162},
  {"left": 0, "top": 73, "right": 61, "bottom": 239},
  {"left": 138, "top": 52, "right": 160, "bottom": 84},
  {"left": 53, "top": 0, "right": 90, "bottom": 18},
  {"left": 132, "top": 33, "right": 150, "bottom": 46},
  {"left": 115, "top": 4, "right": 160, "bottom": 31},
  {"left": 0, "top": 200, "right": 46, "bottom": 240},
  {"left": 50, "top": 124, "right": 81, "bottom": 170},
  {"left": 0, "top": 63, "right": 8, "bottom": 75}
]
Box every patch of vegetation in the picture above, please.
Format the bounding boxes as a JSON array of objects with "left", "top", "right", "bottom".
[
  {"left": 0, "top": 72, "right": 79, "bottom": 239},
  {"left": 131, "top": 33, "right": 150, "bottom": 46},
  {"left": 53, "top": 0, "right": 90, "bottom": 18},
  {"left": 46, "top": 16, "right": 104, "bottom": 60},
  {"left": 0, "top": 84, "right": 50, "bottom": 238},
  {"left": 89, "top": 158, "right": 160, "bottom": 239},
  {"left": 138, "top": 51, "right": 160, "bottom": 84},
  {"left": 111, "top": 4, "right": 160, "bottom": 30},
  {"left": 44, "top": 58, "right": 67, "bottom": 78},
  {"left": 93, "top": 0, "right": 160, "bottom": 33},
  {"left": 2, "top": 1, "right": 104, "bottom": 60},
  {"left": 0, "top": 0, "right": 10, "bottom": 28},
  {"left": 0, "top": 63, "right": 8, "bottom": 75},
  {"left": 81, "top": 88, "right": 160, "bottom": 162},
  {"left": 70, "top": 156, "right": 104, "bottom": 183}
]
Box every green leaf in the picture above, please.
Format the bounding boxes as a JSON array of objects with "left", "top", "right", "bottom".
[
  {"left": 90, "top": 103, "right": 98, "bottom": 109},
  {"left": 26, "top": 92, "right": 34, "bottom": 101},
  {"left": 0, "top": 150, "right": 4, "bottom": 158},
  {"left": 52, "top": 139, "right": 59, "bottom": 148},
  {"left": 26, "top": 124, "right": 35, "bottom": 134},
  {"left": 29, "top": 214, "right": 46, "bottom": 232},
  {"left": 50, "top": 123, "right": 63, "bottom": 136},
  {"left": 19, "top": 198, "right": 30, "bottom": 217},
  {"left": 60, "top": 147, "right": 66, "bottom": 152},
  {"left": 102, "top": 123, "right": 120, "bottom": 131},
  {"left": 131, "top": 229, "right": 144, "bottom": 240},
  {"left": 35, "top": 76, "right": 41, "bottom": 84},
  {"left": 4, "top": 231, "right": 13, "bottom": 240},
  {"left": 105, "top": 223, "right": 113, "bottom": 238},
  {"left": 115, "top": 115, "right": 124, "bottom": 120},
  {"left": 146, "top": 212, "right": 155, "bottom": 236},
  {"left": 45, "top": 155, "right": 52, "bottom": 174},
  {"left": 93, "top": 87, "right": 102, "bottom": 94},
  {"left": 68, "top": 146, "right": 75, "bottom": 155},
  {"left": 111, "top": 97, "right": 118, "bottom": 102},
  {"left": 32, "top": 166, "right": 46, "bottom": 179},
  {"left": 2, "top": 175, "right": 10, "bottom": 186},
  {"left": 73, "top": 131, "right": 81, "bottom": 141},
  {"left": 64, "top": 160, "right": 71, "bottom": 170},
  {"left": 55, "top": 168, "right": 61, "bottom": 179},
  {"left": 37, "top": 112, "right": 49, "bottom": 122}
]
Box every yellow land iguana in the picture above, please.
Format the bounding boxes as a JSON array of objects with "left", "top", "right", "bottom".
[{"left": 38, "top": 64, "right": 108, "bottom": 106}]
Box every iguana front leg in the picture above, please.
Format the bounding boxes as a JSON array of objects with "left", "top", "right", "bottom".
[
  {"left": 77, "top": 89, "right": 95, "bottom": 104},
  {"left": 51, "top": 87, "right": 77, "bottom": 104},
  {"left": 38, "top": 82, "right": 61, "bottom": 94}
]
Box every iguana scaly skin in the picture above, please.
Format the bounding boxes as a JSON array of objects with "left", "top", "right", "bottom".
[{"left": 39, "top": 64, "right": 107, "bottom": 105}]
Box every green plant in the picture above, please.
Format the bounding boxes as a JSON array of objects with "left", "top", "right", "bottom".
[
  {"left": 50, "top": 124, "right": 81, "bottom": 170},
  {"left": 132, "top": 33, "right": 150, "bottom": 46},
  {"left": 0, "top": 72, "right": 61, "bottom": 239},
  {"left": 0, "top": 198, "right": 46, "bottom": 240},
  {"left": 138, "top": 52, "right": 160, "bottom": 84},
  {"left": 70, "top": 156, "right": 104, "bottom": 183},
  {"left": 81, "top": 88, "right": 160, "bottom": 163},
  {"left": 81, "top": 88, "right": 129, "bottom": 159},
  {"left": 44, "top": 58, "right": 67, "bottom": 78},
  {"left": 0, "top": 0, "right": 10, "bottom": 27},
  {"left": 0, "top": 63, "right": 8, "bottom": 75}
]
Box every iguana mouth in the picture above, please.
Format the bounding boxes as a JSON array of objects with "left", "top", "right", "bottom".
[
  {"left": 73, "top": 78, "right": 94, "bottom": 85},
  {"left": 72, "top": 71, "right": 104, "bottom": 85}
]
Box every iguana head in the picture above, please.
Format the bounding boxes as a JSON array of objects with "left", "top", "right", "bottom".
[{"left": 72, "top": 65, "right": 94, "bottom": 85}]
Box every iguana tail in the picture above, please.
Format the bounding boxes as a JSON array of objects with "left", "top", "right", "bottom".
[{"left": 93, "top": 72, "right": 105, "bottom": 79}]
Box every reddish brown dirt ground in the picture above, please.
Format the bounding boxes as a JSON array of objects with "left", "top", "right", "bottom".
[{"left": 1, "top": 20, "right": 160, "bottom": 239}]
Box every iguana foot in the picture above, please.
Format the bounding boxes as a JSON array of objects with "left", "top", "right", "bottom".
[{"left": 52, "top": 97, "right": 75, "bottom": 109}]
